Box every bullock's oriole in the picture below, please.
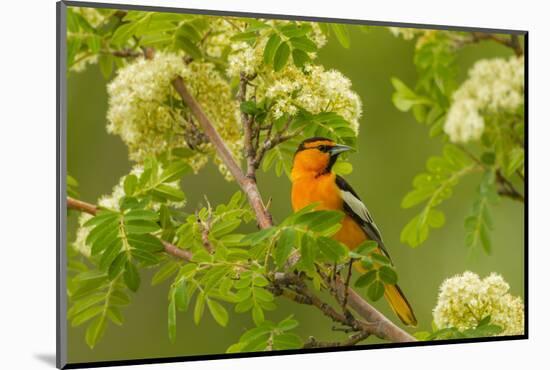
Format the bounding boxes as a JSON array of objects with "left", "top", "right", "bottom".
[{"left": 290, "top": 137, "right": 417, "bottom": 326}]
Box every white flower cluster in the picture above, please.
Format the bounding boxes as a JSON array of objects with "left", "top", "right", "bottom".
[
  {"left": 106, "top": 52, "right": 242, "bottom": 179},
  {"left": 444, "top": 56, "right": 524, "bottom": 143},
  {"left": 261, "top": 64, "right": 362, "bottom": 133},
  {"left": 433, "top": 271, "right": 524, "bottom": 336},
  {"left": 226, "top": 21, "right": 360, "bottom": 132}
]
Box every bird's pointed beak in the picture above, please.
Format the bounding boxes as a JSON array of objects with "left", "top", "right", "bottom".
[{"left": 328, "top": 144, "right": 353, "bottom": 157}]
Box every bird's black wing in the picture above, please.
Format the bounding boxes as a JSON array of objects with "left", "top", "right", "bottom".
[{"left": 335, "top": 175, "right": 393, "bottom": 263}]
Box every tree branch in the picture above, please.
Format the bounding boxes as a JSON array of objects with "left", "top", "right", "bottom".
[
  {"left": 470, "top": 32, "right": 523, "bottom": 56},
  {"left": 238, "top": 73, "right": 258, "bottom": 180},
  {"left": 172, "top": 76, "right": 273, "bottom": 229}
]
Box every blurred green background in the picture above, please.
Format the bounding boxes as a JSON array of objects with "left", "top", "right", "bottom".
[{"left": 66, "top": 21, "right": 524, "bottom": 363}]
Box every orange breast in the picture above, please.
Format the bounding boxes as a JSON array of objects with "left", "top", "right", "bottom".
[{"left": 291, "top": 173, "right": 367, "bottom": 250}]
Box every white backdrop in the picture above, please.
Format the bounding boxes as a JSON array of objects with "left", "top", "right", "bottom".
[{"left": 0, "top": 0, "right": 543, "bottom": 369}]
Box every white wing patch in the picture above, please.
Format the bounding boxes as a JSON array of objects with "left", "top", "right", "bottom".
[{"left": 340, "top": 190, "right": 383, "bottom": 240}]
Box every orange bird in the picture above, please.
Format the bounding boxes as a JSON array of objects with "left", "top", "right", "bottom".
[{"left": 290, "top": 137, "right": 417, "bottom": 326}]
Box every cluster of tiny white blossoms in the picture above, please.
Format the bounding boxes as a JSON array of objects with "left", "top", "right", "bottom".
[
  {"left": 203, "top": 17, "right": 244, "bottom": 59},
  {"left": 261, "top": 64, "right": 362, "bottom": 133},
  {"left": 433, "top": 271, "right": 524, "bottom": 336},
  {"left": 106, "top": 52, "right": 242, "bottom": 180},
  {"left": 444, "top": 55, "right": 524, "bottom": 143},
  {"left": 226, "top": 21, "right": 360, "bottom": 133}
]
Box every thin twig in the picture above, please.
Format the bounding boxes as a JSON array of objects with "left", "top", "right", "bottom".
[
  {"left": 342, "top": 259, "right": 354, "bottom": 311},
  {"left": 470, "top": 32, "right": 523, "bottom": 56},
  {"left": 238, "top": 72, "right": 257, "bottom": 180},
  {"left": 172, "top": 76, "right": 273, "bottom": 229},
  {"left": 303, "top": 331, "right": 370, "bottom": 348},
  {"left": 197, "top": 198, "right": 214, "bottom": 254}
]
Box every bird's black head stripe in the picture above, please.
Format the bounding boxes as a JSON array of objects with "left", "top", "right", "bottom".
[{"left": 295, "top": 136, "right": 334, "bottom": 154}]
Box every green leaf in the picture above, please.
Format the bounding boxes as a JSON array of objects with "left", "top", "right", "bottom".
[
  {"left": 333, "top": 161, "right": 353, "bottom": 175},
  {"left": 211, "top": 219, "right": 241, "bottom": 238},
  {"left": 71, "top": 306, "right": 103, "bottom": 327},
  {"left": 241, "top": 227, "right": 277, "bottom": 246},
  {"left": 401, "top": 188, "right": 433, "bottom": 208},
  {"left": 108, "top": 253, "right": 127, "bottom": 279},
  {"left": 289, "top": 36, "right": 317, "bottom": 52},
  {"left": 273, "top": 333, "right": 303, "bottom": 350},
  {"left": 126, "top": 234, "right": 164, "bottom": 252},
  {"left": 124, "top": 209, "right": 158, "bottom": 222},
  {"left": 110, "top": 290, "right": 130, "bottom": 306},
  {"left": 176, "top": 23, "right": 201, "bottom": 42},
  {"left": 123, "top": 174, "right": 138, "bottom": 196},
  {"left": 378, "top": 266, "right": 398, "bottom": 284},
  {"left": 123, "top": 261, "right": 140, "bottom": 292},
  {"left": 168, "top": 299, "right": 176, "bottom": 343},
  {"left": 274, "top": 228, "right": 296, "bottom": 268},
  {"left": 299, "top": 234, "right": 315, "bottom": 272},
  {"left": 291, "top": 49, "right": 310, "bottom": 68},
  {"left": 263, "top": 33, "right": 281, "bottom": 65},
  {"left": 240, "top": 100, "right": 258, "bottom": 115},
  {"left": 151, "top": 184, "right": 186, "bottom": 202},
  {"left": 273, "top": 41, "right": 290, "bottom": 72},
  {"left": 367, "top": 280, "right": 385, "bottom": 301},
  {"left": 98, "top": 53, "right": 114, "bottom": 80},
  {"left": 84, "top": 210, "right": 119, "bottom": 228},
  {"left": 106, "top": 307, "right": 124, "bottom": 326},
  {"left": 295, "top": 210, "right": 344, "bottom": 233},
  {"left": 401, "top": 215, "right": 429, "bottom": 247},
  {"left": 252, "top": 303, "right": 265, "bottom": 325},
  {"left": 207, "top": 299, "right": 229, "bottom": 327},
  {"left": 174, "top": 279, "right": 189, "bottom": 311},
  {"left": 277, "top": 315, "right": 299, "bottom": 331},
  {"left": 331, "top": 24, "right": 350, "bottom": 48},
  {"left": 111, "top": 21, "right": 140, "bottom": 45},
  {"left": 231, "top": 30, "right": 258, "bottom": 42},
  {"left": 152, "top": 261, "right": 179, "bottom": 286},
  {"left": 160, "top": 161, "right": 191, "bottom": 183},
  {"left": 194, "top": 291, "right": 205, "bottom": 325},
  {"left": 86, "top": 217, "right": 119, "bottom": 246},
  {"left": 99, "top": 239, "right": 123, "bottom": 270},
  {"left": 85, "top": 317, "right": 106, "bottom": 349},
  {"left": 174, "top": 34, "right": 202, "bottom": 59},
  {"left": 317, "top": 236, "right": 347, "bottom": 262},
  {"left": 124, "top": 219, "right": 161, "bottom": 234},
  {"left": 355, "top": 270, "right": 377, "bottom": 288},
  {"left": 356, "top": 240, "right": 378, "bottom": 255},
  {"left": 68, "top": 293, "right": 105, "bottom": 319}
]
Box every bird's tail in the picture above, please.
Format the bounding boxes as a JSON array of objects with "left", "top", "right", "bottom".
[
  {"left": 384, "top": 283, "right": 417, "bottom": 327},
  {"left": 354, "top": 261, "right": 417, "bottom": 326}
]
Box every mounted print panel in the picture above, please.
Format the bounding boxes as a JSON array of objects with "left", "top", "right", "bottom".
[{"left": 57, "top": 1, "right": 527, "bottom": 368}]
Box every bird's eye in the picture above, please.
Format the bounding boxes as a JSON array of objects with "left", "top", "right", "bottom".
[{"left": 318, "top": 145, "right": 327, "bottom": 152}]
